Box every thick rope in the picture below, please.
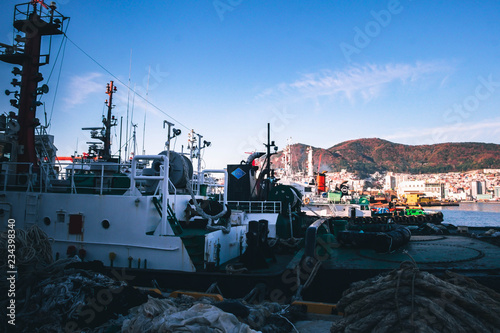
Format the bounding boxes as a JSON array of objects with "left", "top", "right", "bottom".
[
  {"left": 332, "top": 259, "right": 500, "bottom": 333},
  {"left": 180, "top": 156, "right": 230, "bottom": 233},
  {"left": 293, "top": 257, "right": 322, "bottom": 301}
]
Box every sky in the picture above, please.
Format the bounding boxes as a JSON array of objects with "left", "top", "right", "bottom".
[{"left": 1, "top": 0, "right": 500, "bottom": 169}]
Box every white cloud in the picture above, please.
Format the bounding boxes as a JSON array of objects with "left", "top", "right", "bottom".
[
  {"left": 63, "top": 72, "right": 103, "bottom": 107},
  {"left": 257, "top": 61, "right": 452, "bottom": 102}
]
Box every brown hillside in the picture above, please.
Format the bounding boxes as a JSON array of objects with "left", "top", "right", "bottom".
[{"left": 270, "top": 139, "right": 500, "bottom": 177}]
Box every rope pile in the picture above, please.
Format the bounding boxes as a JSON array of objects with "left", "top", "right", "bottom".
[
  {"left": 0, "top": 224, "right": 53, "bottom": 270},
  {"left": 5, "top": 259, "right": 148, "bottom": 332},
  {"left": 331, "top": 261, "right": 500, "bottom": 333},
  {"left": 0, "top": 226, "right": 148, "bottom": 332},
  {"left": 1, "top": 224, "right": 56, "bottom": 331}
]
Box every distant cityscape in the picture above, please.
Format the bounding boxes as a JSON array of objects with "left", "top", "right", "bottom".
[{"left": 324, "top": 169, "right": 500, "bottom": 201}]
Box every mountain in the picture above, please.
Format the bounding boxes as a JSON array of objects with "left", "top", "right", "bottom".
[{"left": 270, "top": 138, "right": 500, "bottom": 177}]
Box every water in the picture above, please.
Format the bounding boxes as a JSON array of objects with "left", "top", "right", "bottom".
[{"left": 429, "top": 202, "right": 500, "bottom": 227}]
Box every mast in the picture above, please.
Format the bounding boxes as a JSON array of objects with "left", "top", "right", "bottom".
[
  {"left": 124, "top": 50, "right": 132, "bottom": 163},
  {"left": 142, "top": 65, "right": 150, "bottom": 155},
  {"left": 118, "top": 116, "right": 123, "bottom": 164},
  {"left": 103, "top": 81, "right": 117, "bottom": 161},
  {"left": 81, "top": 81, "right": 118, "bottom": 161},
  {"left": 0, "top": 1, "right": 68, "bottom": 172},
  {"left": 307, "top": 146, "right": 314, "bottom": 180},
  {"left": 131, "top": 123, "right": 137, "bottom": 158},
  {"left": 263, "top": 123, "right": 277, "bottom": 199}
]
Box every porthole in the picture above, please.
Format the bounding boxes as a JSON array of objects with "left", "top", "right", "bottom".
[
  {"left": 102, "top": 219, "right": 110, "bottom": 229},
  {"left": 43, "top": 216, "right": 51, "bottom": 226}
]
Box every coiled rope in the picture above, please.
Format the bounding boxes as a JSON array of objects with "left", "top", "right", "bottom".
[
  {"left": 331, "top": 259, "right": 500, "bottom": 332},
  {"left": 0, "top": 224, "right": 53, "bottom": 270},
  {"left": 181, "top": 156, "right": 230, "bottom": 233}
]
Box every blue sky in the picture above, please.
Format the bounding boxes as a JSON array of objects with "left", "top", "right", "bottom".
[{"left": 1, "top": 0, "right": 500, "bottom": 169}]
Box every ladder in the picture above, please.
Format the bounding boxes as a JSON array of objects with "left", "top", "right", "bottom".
[
  {"left": 152, "top": 196, "right": 183, "bottom": 235},
  {"left": 328, "top": 204, "right": 338, "bottom": 216}
]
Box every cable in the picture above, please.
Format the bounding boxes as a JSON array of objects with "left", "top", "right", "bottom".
[
  {"left": 64, "top": 34, "right": 190, "bottom": 131},
  {"left": 46, "top": 18, "right": 71, "bottom": 84},
  {"left": 38, "top": 19, "right": 71, "bottom": 129},
  {"left": 47, "top": 36, "right": 69, "bottom": 129}
]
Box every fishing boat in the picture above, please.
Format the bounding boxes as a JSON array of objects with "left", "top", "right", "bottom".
[
  {"left": 1, "top": 1, "right": 499, "bottom": 306},
  {"left": 0, "top": 1, "right": 318, "bottom": 301}
]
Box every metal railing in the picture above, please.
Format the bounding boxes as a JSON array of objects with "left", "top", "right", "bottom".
[
  {"left": 198, "top": 169, "right": 228, "bottom": 205},
  {"left": 0, "top": 162, "right": 34, "bottom": 192},
  {"left": 131, "top": 155, "right": 171, "bottom": 235},
  {"left": 13, "top": 1, "right": 67, "bottom": 29},
  {"left": 226, "top": 201, "right": 282, "bottom": 214},
  {"left": 1, "top": 161, "right": 132, "bottom": 195}
]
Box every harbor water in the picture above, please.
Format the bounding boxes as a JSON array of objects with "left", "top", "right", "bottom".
[{"left": 430, "top": 202, "right": 500, "bottom": 227}]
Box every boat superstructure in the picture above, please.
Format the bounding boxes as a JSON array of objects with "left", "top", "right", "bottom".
[{"left": 0, "top": 1, "right": 301, "bottom": 276}]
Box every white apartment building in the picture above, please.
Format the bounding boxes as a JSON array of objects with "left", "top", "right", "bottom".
[{"left": 397, "top": 180, "right": 445, "bottom": 199}]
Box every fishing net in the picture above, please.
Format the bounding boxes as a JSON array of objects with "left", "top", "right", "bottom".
[
  {"left": 122, "top": 295, "right": 302, "bottom": 333},
  {"left": 0, "top": 225, "right": 148, "bottom": 332},
  {"left": 122, "top": 296, "right": 256, "bottom": 333},
  {"left": 331, "top": 260, "right": 500, "bottom": 333}
]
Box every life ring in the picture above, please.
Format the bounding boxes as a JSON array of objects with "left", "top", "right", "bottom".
[{"left": 303, "top": 197, "right": 310, "bottom": 205}]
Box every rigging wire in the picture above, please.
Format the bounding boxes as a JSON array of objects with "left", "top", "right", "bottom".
[
  {"left": 40, "top": 18, "right": 71, "bottom": 129},
  {"left": 63, "top": 34, "right": 190, "bottom": 131},
  {"left": 47, "top": 36, "right": 69, "bottom": 129},
  {"left": 112, "top": 135, "right": 136, "bottom": 156}
]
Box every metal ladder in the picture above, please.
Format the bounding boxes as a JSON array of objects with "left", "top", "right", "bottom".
[
  {"left": 328, "top": 203, "right": 338, "bottom": 216},
  {"left": 152, "top": 196, "right": 183, "bottom": 235}
]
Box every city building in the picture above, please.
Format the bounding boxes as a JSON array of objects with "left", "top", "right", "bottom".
[
  {"left": 397, "top": 180, "right": 445, "bottom": 199},
  {"left": 470, "top": 181, "right": 487, "bottom": 199},
  {"left": 495, "top": 186, "right": 500, "bottom": 199}
]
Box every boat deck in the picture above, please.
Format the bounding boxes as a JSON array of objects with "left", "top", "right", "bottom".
[
  {"left": 300, "top": 235, "right": 500, "bottom": 302},
  {"left": 110, "top": 234, "right": 500, "bottom": 304},
  {"left": 322, "top": 235, "right": 500, "bottom": 271}
]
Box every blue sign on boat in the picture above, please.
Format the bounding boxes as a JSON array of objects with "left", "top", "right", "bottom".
[{"left": 231, "top": 168, "right": 246, "bottom": 179}]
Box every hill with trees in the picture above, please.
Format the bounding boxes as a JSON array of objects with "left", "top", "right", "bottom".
[{"left": 270, "top": 138, "right": 500, "bottom": 178}]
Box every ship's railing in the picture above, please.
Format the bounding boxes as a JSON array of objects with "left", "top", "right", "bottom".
[
  {"left": 311, "top": 196, "right": 329, "bottom": 204},
  {"left": 13, "top": 1, "right": 67, "bottom": 30},
  {"left": 0, "top": 162, "right": 34, "bottom": 192},
  {"left": 226, "top": 201, "right": 282, "bottom": 214},
  {"left": 40, "top": 161, "right": 130, "bottom": 195},
  {"left": 0, "top": 159, "right": 175, "bottom": 196},
  {"left": 198, "top": 169, "right": 228, "bottom": 206},
  {"left": 131, "top": 155, "right": 171, "bottom": 235}
]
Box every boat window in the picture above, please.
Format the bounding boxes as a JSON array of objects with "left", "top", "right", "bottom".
[{"left": 57, "top": 211, "right": 66, "bottom": 223}]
